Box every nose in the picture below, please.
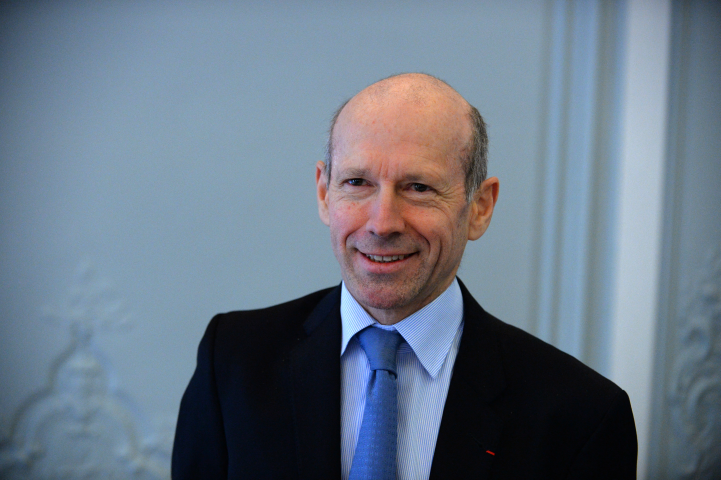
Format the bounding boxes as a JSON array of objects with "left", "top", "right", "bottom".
[{"left": 366, "top": 188, "right": 405, "bottom": 237}]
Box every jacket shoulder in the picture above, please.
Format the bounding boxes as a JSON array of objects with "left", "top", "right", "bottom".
[
  {"left": 457, "top": 279, "right": 622, "bottom": 403},
  {"left": 457, "top": 285, "right": 637, "bottom": 477},
  {"left": 210, "top": 285, "right": 338, "bottom": 346},
  {"left": 483, "top": 312, "right": 637, "bottom": 477},
  {"left": 194, "top": 285, "right": 341, "bottom": 372},
  {"left": 173, "top": 286, "right": 340, "bottom": 479},
  {"left": 484, "top": 311, "right": 622, "bottom": 400}
]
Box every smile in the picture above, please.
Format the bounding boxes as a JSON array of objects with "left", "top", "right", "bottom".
[{"left": 364, "top": 254, "right": 408, "bottom": 263}]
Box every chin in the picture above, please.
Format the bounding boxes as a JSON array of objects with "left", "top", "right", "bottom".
[{"left": 352, "top": 284, "right": 418, "bottom": 312}]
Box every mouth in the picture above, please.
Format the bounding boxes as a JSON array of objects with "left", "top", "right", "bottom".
[{"left": 363, "top": 253, "right": 413, "bottom": 263}]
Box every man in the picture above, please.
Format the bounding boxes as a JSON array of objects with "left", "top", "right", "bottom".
[{"left": 172, "top": 73, "right": 637, "bottom": 479}]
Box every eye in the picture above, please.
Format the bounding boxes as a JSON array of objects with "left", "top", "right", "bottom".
[
  {"left": 411, "top": 183, "right": 430, "bottom": 192},
  {"left": 346, "top": 178, "right": 366, "bottom": 187}
]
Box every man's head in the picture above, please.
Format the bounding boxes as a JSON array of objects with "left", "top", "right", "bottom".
[
  {"left": 316, "top": 73, "right": 499, "bottom": 324},
  {"left": 325, "top": 74, "right": 490, "bottom": 203}
]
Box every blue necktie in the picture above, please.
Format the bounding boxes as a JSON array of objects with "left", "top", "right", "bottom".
[{"left": 349, "top": 327, "right": 403, "bottom": 480}]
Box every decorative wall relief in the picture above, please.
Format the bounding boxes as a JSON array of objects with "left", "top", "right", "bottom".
[
  {"left": 0, "top": 261, "right": 171, "bottom": 479},
  {"left": 667, "top": 248, "right": 721, "bottom": 479}
]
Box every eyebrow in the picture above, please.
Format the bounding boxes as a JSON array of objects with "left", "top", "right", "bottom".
[
  {"left": 335, "top": 167, "right": 370, "bottom": 180},
  {"left": 335, "top": 167, "right": 442, "bottom": 184},
  {"left": 403, "top": 173, "right": 434, "bottom": 183}
]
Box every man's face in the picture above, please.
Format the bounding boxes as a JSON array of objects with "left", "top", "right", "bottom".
[{"left": 316, "top": 95, "right": 496, "bottom": 324}]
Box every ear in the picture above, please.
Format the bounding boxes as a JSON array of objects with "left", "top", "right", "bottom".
[
  {"left": 467, "top": 176, "right": 499, "bottom": 241},
  {"left": 316, "top": 161, "right": 330, "bottom": 226}
]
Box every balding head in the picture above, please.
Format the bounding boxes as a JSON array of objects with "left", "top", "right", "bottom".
[
  {"left": 350, "top": 72, "right": 464, "bottom": 109},
  {"left": 325, "top": 73, "right": 488, "bottom": 202},
  {"left": 315, "top": 73, "right": 499, "bottom": 324}
]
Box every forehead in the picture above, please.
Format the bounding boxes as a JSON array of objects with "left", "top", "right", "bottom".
[
  {"left": 340, "top": 81, "right": 468, "bottom": 136},
  {"left": 333, "top": 95, "right": 469, "bottom": 175}
]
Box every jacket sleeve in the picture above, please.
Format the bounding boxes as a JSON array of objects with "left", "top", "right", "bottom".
[
  {"left": 172, "top": 316, "right": 228, "bottom": 479},
  {"left": 566, "top": 390, "right": 638, "bottom": 479}
]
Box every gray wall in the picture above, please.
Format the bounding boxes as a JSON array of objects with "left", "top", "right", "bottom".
[
  {"left": 0, "top": 2, "right": 547, "bottom": 477},
  {"left": 1, "top": 1, "right": 717, "bottom": 478}
]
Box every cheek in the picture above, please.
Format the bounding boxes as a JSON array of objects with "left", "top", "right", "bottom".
[
  {"left": 407, "top": 209, "right": 454, "bottom": 238},
  {"left": 329, "top": 204, "right": 365, "bottom": 239},
  {"left": 416, "top": 217, "right": 467, "bottom": 256}
]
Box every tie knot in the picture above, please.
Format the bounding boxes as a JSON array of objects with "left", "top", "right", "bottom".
[{"left": 357, "top": 327, "right": 403, "bottom": 376}]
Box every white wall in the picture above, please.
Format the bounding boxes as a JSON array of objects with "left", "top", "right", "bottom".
[{"left": 609, "top": 1, "right": 671, "bottom": 478}]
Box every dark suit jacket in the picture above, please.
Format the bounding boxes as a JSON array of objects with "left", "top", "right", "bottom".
[{"left": 172, "top": 281, "right": 637, "bottom": 479}]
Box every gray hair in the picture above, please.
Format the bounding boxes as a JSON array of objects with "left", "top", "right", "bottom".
[
  {"left": 324, "top": 98, "right": 488, "bottom": 203},
  {"left": 464, "top": 105, "right": 488, "bottom": 201}
]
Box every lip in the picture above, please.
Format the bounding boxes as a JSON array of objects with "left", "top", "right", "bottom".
[
  {"left": 356, "top": 250, "right": 417, "bottom": 273},
  {"left": 364, "top": 252, "right": 410, "bottom": 258},
  {"left": 358, "top": 247, "right": 416, "bottom": 257}
]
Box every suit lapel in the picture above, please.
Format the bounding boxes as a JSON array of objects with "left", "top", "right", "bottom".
[
  {"left": 286, "top": 282, "right": 505, "bottom": 479},
  {"left": 289, "top": 286, "right": 342, "bottom": 479},
  {"left": 429, "top": 281, "right": 506, "bottom": 479}
]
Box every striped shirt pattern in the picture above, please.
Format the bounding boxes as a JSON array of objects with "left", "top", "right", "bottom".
[{"left": 340, "top": 279, "right": 464, "bottom": 480}]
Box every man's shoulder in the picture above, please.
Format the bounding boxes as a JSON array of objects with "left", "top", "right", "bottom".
[
  {"left": 219, "top": 286, "right": 337, "bottom": 322},
  {"left": 491, "top": 313, "right": 619, "bottom": 392},
  {"left": 460, "top": 283, "right": 622, "bottom": 401},
  {"left": 467, "top": 303, "right": 627, "bottom": 424},
  {"left": 200, "top": 285, "right": 340, "bottom": 358},
  {"left": 211, "top": 285, "right": 338, "bottom": 334},
  {"left": 457, "top": 291, "right": 637, "bottom": 477}
]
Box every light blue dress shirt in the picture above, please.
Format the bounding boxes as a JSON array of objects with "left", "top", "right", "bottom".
[{"left": 340, "top": 278, "right": 464, "bottom": 480}]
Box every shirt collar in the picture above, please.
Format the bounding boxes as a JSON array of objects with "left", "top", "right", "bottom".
[{"left": 340, "top": 278, "right": 464, "bottom": 378}]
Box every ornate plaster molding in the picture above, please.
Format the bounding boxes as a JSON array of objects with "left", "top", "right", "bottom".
[
  {"left": 0, "top": 260, "right": 171, "bottom": 479},
  {"left": 667, "top": 248, "right": 721, "bottom": 479}
]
